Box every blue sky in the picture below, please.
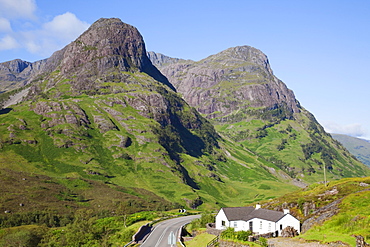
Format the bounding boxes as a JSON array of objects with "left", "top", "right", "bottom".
[{"left": 1, "top": 0, "right": 369, "bottom": 139}]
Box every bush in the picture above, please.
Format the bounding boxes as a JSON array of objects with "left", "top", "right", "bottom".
[
  {"left": 220, "top": 228, "right": 252, "bottom": 241},
  {"left": 0, "top": 226, "right": 48, "bottom": 247},
  {"left": 189, "top": 213, "right": 215, "bottom": 230},
  {"left": 220, "top": 227, "right": 235, "bottom": 239},
  {"left": 259, "top": 237, "right": 268, "bottom": 247},
  {"left": 236, "top": 230, "right": 252, "bottom": 241}
]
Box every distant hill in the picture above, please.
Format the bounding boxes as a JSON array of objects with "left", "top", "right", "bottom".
[{"left": 331, "top": 133, "right": 370, "bottom": 167}]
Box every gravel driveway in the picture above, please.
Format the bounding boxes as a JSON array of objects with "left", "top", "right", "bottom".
[{"left": 268, "top": 238, "right": 350, "bottom": 247}]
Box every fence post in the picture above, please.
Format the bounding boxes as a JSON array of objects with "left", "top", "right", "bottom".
[{"left": 206, "top": 235, "right": 219, "bottom": 247}]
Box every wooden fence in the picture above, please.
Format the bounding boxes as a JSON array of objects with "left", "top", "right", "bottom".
[{"left": 206, "top": 235, "right": 219, "bottom": 247}]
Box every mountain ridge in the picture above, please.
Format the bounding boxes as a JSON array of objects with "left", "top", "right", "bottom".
[
  {"left": 148, "top": 47, "right": 300, "bottom": 120},
  {"left": 331, "top": 133, "right": 370, "bottom": 167},
  {"left": 149, "top": 50, "right": 369, "bottom": 182},
  {"left": 0, "top": 18, "right": 300, "bottom": 216},
  {"left": 0, "top": 18, "right": 368, "bottom": 218}
]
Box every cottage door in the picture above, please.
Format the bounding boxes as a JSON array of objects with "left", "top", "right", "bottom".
[{"left": 249, "top": 221, "right": 253, "bottom": 232}]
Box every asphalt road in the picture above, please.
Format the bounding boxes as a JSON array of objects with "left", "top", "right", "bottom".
[{"left": 140, "top": 214, "right": 200, "bottom": 247}]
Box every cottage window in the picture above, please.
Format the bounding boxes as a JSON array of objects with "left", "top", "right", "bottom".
[
  {"left": 260, "top": 221, "right": 262, "bottom": 229},
  {"left": 222, "top": 220, "right": 225, "bottom": 226},
  {"left": 234, "top": 221, "right": 237, "bottom": 228},
  {"left": 268, "top": 222, "right": 271, "bottom": 232}
]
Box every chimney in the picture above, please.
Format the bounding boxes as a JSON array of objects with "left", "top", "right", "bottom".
[
  {"left": 255, "top": 204, "right": 261, "bottom": 209},
  {"left": 283, "top": 209, "right": 290, "bottom": 214}
]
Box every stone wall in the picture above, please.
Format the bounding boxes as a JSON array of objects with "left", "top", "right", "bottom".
[
  {"left": 247, "top": 232, "right": 274, "bottom": 242},
  {"left": 206, "top": 223, "right": 222, "bottom": 236},
  {"left": 219, "top": 240, "right": 250, "bottom": 247}
]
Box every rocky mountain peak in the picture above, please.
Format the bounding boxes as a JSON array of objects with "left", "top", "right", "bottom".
[
  {"left": 150, "top": 46, "right": 300, "bottom": 120},
  {"left": 25, "top": 18, "right": 175, "bottom": 92},
  {"left": 59, "top": 18, "right": 147, "bottom": 74},
  {"left": 208, "top": 45, "right": 274, "bottom": 75},
  {"left": 0, "top": 59, "right": 30, "bottom": 74}
]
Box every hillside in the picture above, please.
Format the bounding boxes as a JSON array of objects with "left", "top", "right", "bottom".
[
  {"left": 0, "top": 18, "right": 368, "bottom": 222},
  {"left": 259, "top": 176, "right": 370, "bottom": 246},
  {"left": 331, "top": 133, "right": 370, "bottom": 167},
  {"left": 0, "top": 18, "right": 304, "bottom": 219},
  {"left": 149, "top": 50, "right": 370, "bottom": 185}
]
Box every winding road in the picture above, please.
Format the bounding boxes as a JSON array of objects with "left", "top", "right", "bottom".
[{"left": 140, "top": 215, "right": 200, "bottom": 247}]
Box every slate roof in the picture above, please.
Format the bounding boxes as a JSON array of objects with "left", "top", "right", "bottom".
[
  {"left": 222, "top": 207, "right": 255, "bottom": 221},
  {"left": 222, "top": 206, "right": 286, "bottom": 223}
]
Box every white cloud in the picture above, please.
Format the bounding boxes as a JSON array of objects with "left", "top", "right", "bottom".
[
  {"left": 0, "top": 35, "right": 19, "bottom": 50},
  {"left": 0, "top": 0, "right": 90, "bottom": 60},
  {"left": 0, "top": 12, "right": 90, "bottom": 58},
  {"left": 42, "top": 12, "right": 89, "bottom": 42},
  {"left": 20, "top": 12, "right": 90, "bottom": 56},
  {"left": 0, "top": 17, "right": 12, "bottom": 32},
  {"left": 323, "top": 121, "right": 368, "bottom": 139},
  {"left": 0, "top": 0, "right": 37, "bottom": 19}
]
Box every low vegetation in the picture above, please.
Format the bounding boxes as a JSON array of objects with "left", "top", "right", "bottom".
[
  {"left": 0, "top": 210, "right": 182, "bottom": 247},
  {"left": 1, "top": 18, "right": 369, "bottom": 247},
  {"left": 259, "top": 177, "right": 370, "bottom": 246}
]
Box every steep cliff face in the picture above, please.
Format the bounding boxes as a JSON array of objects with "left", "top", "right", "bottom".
[
  {"left": 0, "top": 18, "right": 174, "bottom": 96},
  {"left": 0, "top": 59, "right": 47, "bottom": 92},
  {"left": 0, "top": 18, "right": 229, "bottom": 211},
  {"left": 25, "top": 18, "right": 175, "bottom": 95},
  {"left": 149, "top": 48, "right": 369, "bottom": 183},
  {"left": 150, "top": 46, "right": 300, "bottom": 120},
  {"left": 0, "top": 18, "right": 368, "bottom": 216}
]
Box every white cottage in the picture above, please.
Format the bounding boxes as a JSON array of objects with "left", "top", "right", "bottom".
[{"left": 215, "top": 205, "right": 300, "bottom": 236}]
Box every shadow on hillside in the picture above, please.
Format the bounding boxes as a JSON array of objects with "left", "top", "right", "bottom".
[{"left": 0, "top": 108, "right": 12, "bottom": 115}]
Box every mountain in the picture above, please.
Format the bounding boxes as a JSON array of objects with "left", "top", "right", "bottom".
[
  {"left": 331, "top": 133, "right": 370, "bottom": 167},
  {"left": 149, "top": 50, "right": 370, "bottom": 184},
  {"left": 0, "top": 18, "right": 297, "bottom": 217},
  {"left": 0, "top": 18, "right": 368, "bottom": 219},
  {"left": 0, "top": 59, "right": 47, "bottom": 92},
  {"left": 148, "top": 46, "right": 299, "bottom": 119}
]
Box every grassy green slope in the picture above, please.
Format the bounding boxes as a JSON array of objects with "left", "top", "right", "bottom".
[
  {"left": 258, "top": 177, "right": 370, "bottom": 246},
  {"left": 0, "top": 70, "right": 301, "bottom": 217},
  {"left": 151, "top": 50, "right": 370, "bottom": 186},
  {"left": 214, "top": 106, "right": 370, "bottom": 185}
]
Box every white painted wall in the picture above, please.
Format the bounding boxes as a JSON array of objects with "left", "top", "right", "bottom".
[
  {"left": 216, "top": 215, "right": 278, "bottom": 234},
  {"left": 215, "top": 208, "right": 301, "bottom": 236},
  {"left": 215, "top": 209, "right": 229, "bottom": 230},
  {"left": 251, "top": 218, "right": 277, "bottom": 234},
  {"left": 229, "top": 220, "right": 245, "bottom": 231},
  {"left": 276, "top": 214, "right": 301, "bottom": 235}
]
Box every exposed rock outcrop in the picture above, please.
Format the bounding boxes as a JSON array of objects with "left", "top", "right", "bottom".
[
  {"left": 41, "top": 18, "right": 175, "bottom": 92},
  {"left": 280, "top": 226, "right": 299, "bottom": 237},
  {"left": 149, "top": 47, "right": 300, "bottom": 120},
  {"left": 0, "top": 59, "right": 47, "bottom": 92},
  {"left": 353, "top": 235, "right": 370, "bottom": 247},
  {"left": 0, "top": 18, "right": 175, "bottom": 102},
  {"left": 301, "top": 199, "right": 342, "bottom": 233}
]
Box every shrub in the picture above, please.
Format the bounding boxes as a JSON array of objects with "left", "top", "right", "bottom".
[
  {"left": 220, "top": 227, "right": 235, "bottom": 239},
  {"left": 189, "top": 212, "right": 215, "bottom": 230},
  {"left": 259, "top": 237, "right": 268, "bottom": 247},
  {"left": 236, "top": 230, "right": 252, "bottom": 241}
]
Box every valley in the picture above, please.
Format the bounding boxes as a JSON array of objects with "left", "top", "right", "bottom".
[{"left": 0, "top": 17, "right": 369, "bottom": 246}]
